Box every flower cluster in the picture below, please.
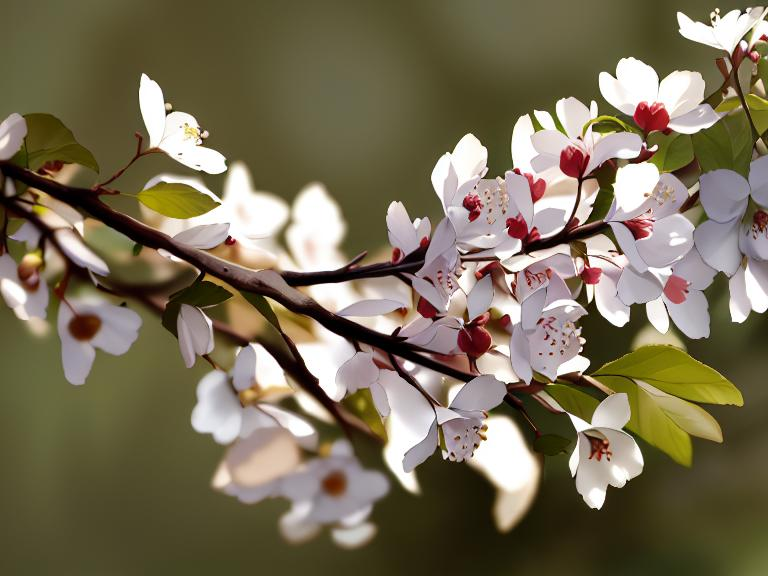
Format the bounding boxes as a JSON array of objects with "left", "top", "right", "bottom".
[{"left": 0, "top": 6, "right": 762, "bottom": 547}]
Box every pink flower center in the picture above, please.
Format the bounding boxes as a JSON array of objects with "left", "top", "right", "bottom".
[
  {"left": 462, "top": 194, "right": 484, "bottom": 222},
  {"left": 580, "top": 265, "right": 602, "bottom": 285},
  {"left": 663, "top": 274, "right": 690, "bottom": 304},
  {"left": 751, "top": 209, "right": 768, "bottom": 239},
  {"left": 633, "top": 101, "right": 670, "bottom": 133},
  {"left": 625, "top": 212, "right": 654, "bottom": 240},
  {"left": 506, "top": 213, "right": 529, "bottom": 239},
  {"left": 587, "top": 435, "right": 612, "bottom": 462}
]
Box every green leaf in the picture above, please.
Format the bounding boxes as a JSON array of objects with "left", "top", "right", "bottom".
[
  {"left": 160, "top": 280, "right": 233, "bottom": 338},
  {"left": 692, "top": 112, "right": 753, "bottom": 176},
  {"left": 593, "top": 375, "right": 694, "bottom": 466},
  {"left": 582, "top": 115, "right": 638, "bottom": 136},
  {"left": 137, "top": 183, "right": 220, "bottom": 218},
  {"left": 21, "top": 113, "right": 99, "bottom": 172},
  {"left": 592, "top": 345, "right": 743, "bottom": 406},
  {"left": 342, "top": 390, "right": 387, "bottom": 441},
  {"left": 545, "top": 384, "right": 599, "bottom": 421},
  {"left": 533, "top": 434, "right": 571, "bottom": 456},
  {"left": 169, "top": 280, "right": 233, "bottom": 308},
  {"left": 648, "top": 132, "right": 694, "bottom": 172},
  {"left": 132, "top": 243, "right": 144, "bottom": 256},
  {"left": 241, "top": 291, "right": 282, "bottom": 331},
  {"left": 745, "top": 94, "right": 768, "bottom": 135}
]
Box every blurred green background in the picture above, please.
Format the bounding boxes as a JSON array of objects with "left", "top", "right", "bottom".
[{"left": 1, "top": 0, "right": 766, "bottom": 574}]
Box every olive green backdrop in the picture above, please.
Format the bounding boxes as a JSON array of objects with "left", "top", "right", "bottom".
[{"left": 1, "top": 1, "right": 765, "bottom": 574}]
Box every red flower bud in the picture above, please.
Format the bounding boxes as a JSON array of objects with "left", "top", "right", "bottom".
[
  {"left": 559, "top": 146, "right": 589, "bottom": 179},
  {"left": 458, "top": 325, "right": 493, "bottom": 358},
  {"left": 633, "top": 101, "right": 670, "bottom": 133},
  {"left": 417, "top": 296, "right": 439, "bottom": 319}
]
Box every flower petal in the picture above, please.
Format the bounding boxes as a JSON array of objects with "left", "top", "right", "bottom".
[{"left": 139, "top": 74, "right": 166, "bottom": 149}]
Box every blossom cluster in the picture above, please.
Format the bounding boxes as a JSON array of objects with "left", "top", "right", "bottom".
[{"left": 0, "top": 6, "right": 761, "bottom": 547}]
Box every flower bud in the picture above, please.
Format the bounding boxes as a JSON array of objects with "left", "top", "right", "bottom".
[
  {"left": 458, "top": 325, "right": 492, "bottom": 358},
  {"left": 417, "top": 296, "right": 439, "bottom": 319},
  {"left": 17, "top": 252, "right": 44, "bottom": 291},
  {"left": 633, "top": 101, "right": 670, "bottom": 133},
  {"left": 559, "top": 146, "right": 589, "bottom": 179}
]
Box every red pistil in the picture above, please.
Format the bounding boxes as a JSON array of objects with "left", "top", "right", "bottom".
[{"left": 588, "top": 436, "right": 612, "bottom": 462}]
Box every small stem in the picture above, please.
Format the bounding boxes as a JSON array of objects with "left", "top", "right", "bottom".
[{"left": 94, "top": 133, "right": 151, "bottom": 190}]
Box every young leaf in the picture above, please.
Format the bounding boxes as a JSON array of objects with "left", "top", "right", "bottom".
[
  {"left": 544, "top": 384, "right": 599, "bottom": 421},
  {"left": 692, "top": 111, "right": 753, "bottom": 177},
  {"left": 169, "top": 280, "right": 233, "bottom": 308},
  {"left": 592, "top": 345, "right": 743, "bottom": 406},
  {"left": 21, "top": 113, "right": 99, "bottom": 173},
  {"left": 648, "top": 132, "right": 694, "bottom": 172},
  {"left": 241, "top": 291, "right": 282, "bottom": 330},
  {"left": 533, "top": 434, "right": 571, "bottom": 456},
  {"left": 342, "top": 389, "right": 387, "bottom": 441},
  {"left": 137, "top": 182, "right": 220, "bottom": 218},
  {"left": 582, "top": 115, "right": 639, "bottom": 136}
]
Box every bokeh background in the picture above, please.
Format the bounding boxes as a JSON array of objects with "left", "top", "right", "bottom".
[{"left": 0, "top": 1, "right": 765, "bottom": 574}]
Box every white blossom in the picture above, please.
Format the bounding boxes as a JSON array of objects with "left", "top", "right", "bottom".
[
  {"left": 177, "top": 304, "right": 214, "bottom": 368},
  {"left": 568, "top": 393, "right": 644, "bottom": 510},
  {"left": 139, "top": 73, "right": 227, "bottom": 174},
  {"left": 677, "top": 7, "right": 767, "bottom": 54},
  {"left": 56, "top": 297, "right": 142, "bottom": 385}
]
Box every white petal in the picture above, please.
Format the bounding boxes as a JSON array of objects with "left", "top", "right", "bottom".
[
  {"left": 379, "top": 370, "right": 436, "bottom": 473},
  {"left": 466, "top": 274, "right": 494, "bottom": 321},
  {"left": 0, "top": 113, "right": 27, "bottom": 161},
  {"left": 257, "top": 404, "right": 318, "bottom": 450},
  {"left": 699, "top": 169, "right": 750, "bottom": 223},
  {"left": 331, "top": 523, "right": 377, "bottom": 549},
  {"left": 386, "top": 201, "right": 421, "bottom": 254},
  {"left": 173, "top": 223, "right": 230, "bottom": 249},
  {"left": 591, "top": 392, "right": 631, "bottom": 429},
  {"left": 139, "top": 74, "right": 166, "bottom": 149},
  {"left": 57, "top": 304, "right": 95, "bottom": 385},
  {"left": 177, "top": 304, "right": 214, "bottom": 368},
  {"left": 694, "top": 218, "right": 742, "bottom": 276},
  {"left": 729, "top": 266, "right": 751, "bottom": 322},
  {"left": 586, "top": 132, "right": 643, "bottom": 174},
  {"left": 665, "top": 290, "right": 710, "bottom": 339},
  {"left": 611, "top": 163, "right": 661, "bottom": 218},
  {"left": 449, "top": 375, "right": 507, "bottom": 412},
  {"left": 335, "top": 351, "right": 379, "bottom": 395},
  {"left": 749, "top": 155, "right": 768, "bottom": 206},
  {"left": 646, "top": 298, "right": 670, "bottom": 334},
  {"left": 451, "top": 133, "right": 488, "bottom": 184},
  {"left": 556, "top": 97, "right": 593, "bottom": 140},
  {"left": 89, "top": 303, "right": 142, "bottom": 355},
  {"left": 635, "top": 214, "right": 694, "bottom": 268},
  {"left": 191, "top": 371, "right": 242, "bottom": 444},
  {"left": 667, "top": 104, "right": 721, "bottom": 134},
  {"left": 511, "top": 114, "right": 537, "bottom": 173},
  {"left": 658, "top": 70, "right": 705, "bottom": 118},
  {"left": 232, "top": 344, "right": 258, "bottom": 391},
  {"left": 337, "top": 299, "right": 406, "bottom": 317},
  {"left": 745, "top": 258, "right": 768, "bottom": 313},
  {"left": 54, "top": 228, "right": 109, "bottom": 276}
]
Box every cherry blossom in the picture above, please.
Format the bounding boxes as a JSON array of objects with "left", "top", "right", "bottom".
[
  {"left": 599, "top": 57, "right": 720, "bottom": 134},
  {"left": 677, "top": 7, "right": 767, "bottom": 54},
  {"left": 606, "top": 163, "right": 694, "bottom": 273},
  {"left": 139, "top": 73, "right": 227, "bottom": 174},
  {"left": 694, "top": 156, "right": 768, "bottom": 319},
  {"left": 386, "top": 201, "right": 431, "bottom": 263},
  {"left": 176, "top": 304, "right": 214, "bottom": 368},
  {"left": 382, "top": 373, "right": 507, "bottom": 472},
  {"left": 568, "top": 393, "right": 644, "bottom": 510},
  {"left": 56, "top": 297, "right": 142, "bottom": 385},
  {"left": 0, "top": 113, "right": 26, "bottom": 160},
  {"left": 528, "top": 97, "right": 643, "bottom": 179},
  {"left": 0, "top": 253, "right": 49, "bottom": 320}
]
